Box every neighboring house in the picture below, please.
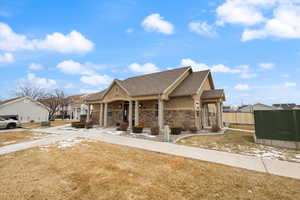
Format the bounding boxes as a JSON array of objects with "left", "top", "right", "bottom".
[
  {"left": 86, "top": 66, "right": 225, "bottom": 130},
  {"left": 68, "top": 94, "right": 89, "bottom": 120},
  {"left": 238, "top": 103, "right": 275, "bottom": 112},
  {"left": 222, "top": 105, "right": 238, "bottom": 112},
  {"left": 273, "top": 103, "right": 299, "bottom": 110},
  {"left": 0, "top": 96, "right": 49, "bottom": 123}
]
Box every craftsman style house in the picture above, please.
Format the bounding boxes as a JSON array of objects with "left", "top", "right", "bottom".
[{"left": 86, "top": 66, "right": 225, "bottom": 130}]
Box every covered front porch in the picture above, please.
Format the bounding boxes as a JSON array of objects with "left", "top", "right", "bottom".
[{"left": 87, "top": 98, "right": 165, "bottom": 131}]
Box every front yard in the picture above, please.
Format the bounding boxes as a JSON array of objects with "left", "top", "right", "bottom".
[
  {"left": 0, "top": 140, "right": 300, "bottom": 200},
  {"left": 177, "top": 130, "right": 300, "bottom": 162},
  {"left": 21, "top": 120, "right": 75, "bottom": 129},
  {"left": 0, "top": 131, "right": 47, "bottom": 147}
]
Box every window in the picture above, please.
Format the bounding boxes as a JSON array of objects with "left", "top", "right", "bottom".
[{"left": 155, "top": 104, "right": 158, "bottom": 117}]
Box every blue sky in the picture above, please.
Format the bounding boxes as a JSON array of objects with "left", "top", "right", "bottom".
[{"left": 0, "top": 0, "right": 300, "bottom": 105}]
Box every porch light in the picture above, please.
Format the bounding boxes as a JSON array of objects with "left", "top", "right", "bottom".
[{"left": 139, "top": 103, "right": 143, "bottom": 108}]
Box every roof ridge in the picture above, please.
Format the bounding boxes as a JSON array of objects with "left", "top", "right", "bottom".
[{"left": 123, "top": 66, "right": 191, "bottom": 81}]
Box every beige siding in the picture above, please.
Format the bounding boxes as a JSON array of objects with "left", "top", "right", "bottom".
[
  {"left": 223, "top": 112, "right": 254, "bottom": 125},
  {"left": 165, "top": 96, "right": 194, "bottom": 110},
  {"left": 103, "top": 83, "right": 129, "bottom": 102}
]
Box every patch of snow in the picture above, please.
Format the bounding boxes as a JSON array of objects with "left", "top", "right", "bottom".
[
  {"left": 295, "top": 155, "right": 300, "bottom": 159},
  {"left": 56, "top": 138, "right": 85, "bottom": 148},
  {"left": 104, "top": 130, "right": 124, "bottom": 135},
  {"left": 2, "top": 141, "right": 16, "bottom": 145}
]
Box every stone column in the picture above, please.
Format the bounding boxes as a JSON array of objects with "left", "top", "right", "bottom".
[
  {"left": 128, "top": 101, "right": 133, "bottom": 130},
  {"left": 219, "top": 102, "right": 223, "bottom": 128},
  {"left": 216, "top": 102, "right": 222, "bottom": 128},
  {"left": 86, "top": 104, "right": 90, "bottom": 122},
  {"left": 158, "top": 99, "right": 164, "bottom": 130},
  {"left": 202, "top": 104, "right": 206, "bottom": 128},
  {"left": 99, "top": 103, "right": 103, "bottom": 126},
  {"left": 134, "top": 100, "right": 139, "bottom": 126},
  {"left": 104, "top": 103, "right": 108, "bottom": 127}
]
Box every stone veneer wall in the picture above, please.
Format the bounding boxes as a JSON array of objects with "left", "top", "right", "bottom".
[
  {"left": 164, "top": 110, "right": 195, "bottom": 127},
  {"left": 139, "top": 110, "right": 158, "bottom": 127}
]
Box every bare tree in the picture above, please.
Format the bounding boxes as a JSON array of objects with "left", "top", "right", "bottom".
[
  {"left": 39, "top": 89, "right": 67, "bottom": 120},
  {"left": 14, "top": 83, "right": 47, "bottom": 100}
]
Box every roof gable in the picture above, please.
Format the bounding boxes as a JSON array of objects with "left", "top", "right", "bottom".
[
  {"left": 102, "top": 81, "right": 130, "bottom": 102},
  {"left": 170, "top": 70, "right": 210, "bottom": 97},
  {"left": 120, "top": 67, "right": 191, "bottom": 96}
]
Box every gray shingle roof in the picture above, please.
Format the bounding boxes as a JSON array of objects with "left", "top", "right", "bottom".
[
  {"left": 0, "top": 97, "right": 22, "bottom": 106},
  {"left": 86, "top": 89, "right": 107, "bottom": 101},
  {"left": 85, "top": 67, "right": 216, "bottom": 101},
  {"left": 201, "top": 89, "right": 225, "bottom": 100},
  {"left": 119, "top": 67, "right": 191, "bottom": 96},
  {"left": 170, "top": 70, "right": 210, "bottom": 97}
]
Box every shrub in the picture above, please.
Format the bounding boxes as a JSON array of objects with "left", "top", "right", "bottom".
[
  {"left": 71, "top": 121, "right": 85, "bottom": 128},
  {"left": 170, "top": 127, "right": 182, "bottom": 135},
  {"left": 132, "top": 126, "right": 143, "bottom": 133},
  {"left": 151, "top": 127, "right": 159, "bottom": 135},
  {"left": 211, "top": 124, "right": 221, "bottom": 132},
  {"left": 117, "top": 123, "right": 128, "bottom": 131},
  {"left": 41, "top": 121, "right": 51, "bottom": 126},
  {"left": 189, "top": 127, "right": 198, "bottom": 133},
  {"left": 182, "top": 121, "right": 192, "bottom": 131},
  {"left": 85, "top": 120, "right": 93, "bottom": 129},
  {"left": 30, "top": 120, "right": 35, "bottom": 123}
]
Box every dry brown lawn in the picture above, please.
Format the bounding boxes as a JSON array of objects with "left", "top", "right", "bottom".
[
  {"left": 22, "top": 120, "right": 75, "bottom": 129},
  {"left": 0, "top": 131, "right": 47, "bottom": 147},
  {"left": 0, "top": 141, "right": 300, "bottom": 200},
  {"left": 177, "top": 130, "right": 300, "bottom": 162},
  {"left": 229, "top": 124, "right": 255, "bottom": 130}
]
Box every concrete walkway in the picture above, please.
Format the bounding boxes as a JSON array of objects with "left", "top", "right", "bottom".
[
  {"left": 224, "top": 127, "right": 255, "bottom": 133},
  {"left": 0, "top": 125, "right": 299, "bottom": 180}
]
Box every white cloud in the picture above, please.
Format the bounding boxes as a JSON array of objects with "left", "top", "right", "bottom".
[
  {"left": 259, "top": 63, "right": 274, "bottom": 70},
  {"left": 241, "top": 4, "right": 300, "bottom": 41},
  {"left": 234, "top": 84, "right": 250, "bottom": 90},
  {"left": 34, "top": 31, "right": 93, "bottom": 54},
  {"left": 238, "top": 65, "right": 257, "bottom": 79},
  {"left": 80, "top": 88, "right": 101, "bottom": 94},
  {"left": 28, "top": 63, "right": 44, "bottom": 70},
  {"left": 142, "top": 13, "right": 174, "bottom": 35},
  {"left": 216, "top": 0, "right": 266, "bottom": 26},
  {"left": 80, "top": 74, "right": 113, "bottom": 86},
  {"left": 181, "top": 58, "right": 257, "bottom": 79},
  {"left": 0, "top": 52, "right": 14, "bottom": 64},
  {"left": 56, "top": 60, "right": 94, "bottom": 75},
  {"left": 189, "top": 21, "right": 216, "bottom": 36},
  {"left": 128, "top": 62, "right": 160, "bottom": 74},
  {"left": 181, "top": 58, "right": 241, "bottom": 74},
  {"left": 0, "top": 22, "right": 93, "bottom": 54},
  {"left": 19, "top": 73, "right": 57, "bottom": 89},
  {"left": 284, "top": 82, "right": 297, "bottom": 87}
]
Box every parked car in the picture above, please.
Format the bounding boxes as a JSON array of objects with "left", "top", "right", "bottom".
[
  {"left": 0, "top": 115, "right": 19, "bottom": 120},
  {"left": 0, "top": 116, "right": 21, "bottom": 129}
]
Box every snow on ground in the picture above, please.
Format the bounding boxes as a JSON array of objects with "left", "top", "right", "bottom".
[
  {"left": 129, "top": 133, "right": 156, "bottom": 138},
  {"left": 2, "top": 141, "right": 16, "bottom": 145}
]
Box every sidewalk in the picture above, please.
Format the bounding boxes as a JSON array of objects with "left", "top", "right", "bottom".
[{"left": 0, "top": 126, "right": 299, "bottom": 180}]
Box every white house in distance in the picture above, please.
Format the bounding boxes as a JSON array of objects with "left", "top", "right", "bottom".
[
  {"left": 0, "top": 96, "right": 49, "bottom": 123},
  {"left": 238, "top": 103, "right": 275, "bottom": 113}
]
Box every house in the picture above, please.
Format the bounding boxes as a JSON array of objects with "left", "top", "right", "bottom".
[
  {"left": 238, "top": 103, "right": 275, "bottom": 112},
  {"left": 68, "top": 94, "right": 90, "bottom": 120},
  {"left": 85, "top": 66, "right": 225, "bottom": 130},
  {"left": 0, "top": 96, "right": 49, "bottom": 123},
  {"left": 272, "top": 103, "right": 299, "bottom": 110}
]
